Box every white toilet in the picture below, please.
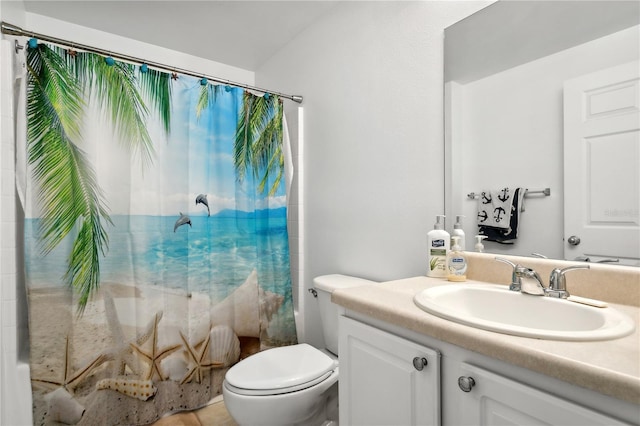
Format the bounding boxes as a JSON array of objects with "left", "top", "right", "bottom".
[{"left": 222, "top": 274, "right": 374, "bottom": 426}]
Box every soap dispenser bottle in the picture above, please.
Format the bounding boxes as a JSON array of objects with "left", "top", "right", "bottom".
[
  {"left": 427, "top": 215, "right": 450, "bottom": 278},
  {"left": 451, "top": 215, "right": 466, "bottom": 250},
  {"left": 474, "top": 235, "right": 488, "bottom": 252}
]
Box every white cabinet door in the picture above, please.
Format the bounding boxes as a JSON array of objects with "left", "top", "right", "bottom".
[
  {"left": 339, "top": 316, "right": 440, "bottom": 426},
  {"left": 455, "top": 363, "right": 632, "bottom": 426}
]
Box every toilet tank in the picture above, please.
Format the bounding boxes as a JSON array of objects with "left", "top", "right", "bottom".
[{"left": 313, "top": 274, "right": 376, "bottom": 355}]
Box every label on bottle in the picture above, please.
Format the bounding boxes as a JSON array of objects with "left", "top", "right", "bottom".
[
  {"left": 428, "top": 235, "right": 449, "bottom": 277},
  {"left": 432, "top": 239, "right": 446, "bottom": 248},
  {"left": 428, "top": 252, "right": 447, "bottom": 277},
  {"left": 448, "top": 255, "right": 467, "bottom": 274}
]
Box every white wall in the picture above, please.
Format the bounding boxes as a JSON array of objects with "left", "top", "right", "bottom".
[
  {"left": 451, "top": 25, "right": 640, "bottom": 259},
  {"left": 256, "top": 1, "right": 490, "bottom": 347},
  {"left": 0, "top": 0, "right": 26, "bottom": 27},
  {"left": 1, "top": 2, "right": 30, "bottom": 423}
]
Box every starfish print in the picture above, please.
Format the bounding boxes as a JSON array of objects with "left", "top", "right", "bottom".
[
  {"left": 171, "top": 72, "right": 179, "bottom": 80},
  {"left": 32, "top": 335, "right": 106, "bottom": 395},
  {"left": 130, "top": 312, "right": 181, "bottom": 381},
  {"left": 179, "top": 330, "right": 223, "bottom": 385},
  {"left": 99, "top": 290, "right": 158, "bottom": 376}
]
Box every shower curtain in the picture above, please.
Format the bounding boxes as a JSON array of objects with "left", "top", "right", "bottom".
[{"left": 23, "top": 42, "right": 296, "bottom": 425}]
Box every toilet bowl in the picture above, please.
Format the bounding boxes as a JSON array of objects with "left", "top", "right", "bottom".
[
  {"left": 222, "top": 274, "right": 375, "bottom": 426},
  {"left": 223, "top": 344, "right": 339, "bottom": 426}
]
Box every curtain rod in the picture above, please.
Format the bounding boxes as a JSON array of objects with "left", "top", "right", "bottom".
[{"left": 1, "top": 21, "right": 303, "bottom": 104}]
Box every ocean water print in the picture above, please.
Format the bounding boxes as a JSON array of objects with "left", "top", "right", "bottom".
[
  {"left": 24, "top": 208, "right": 295, "bottom": 342},
  {"left": 25, "top": 210, "right": 290, "bottom": 291}
]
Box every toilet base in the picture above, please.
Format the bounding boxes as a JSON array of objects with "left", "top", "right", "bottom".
[{"left": 305, "top": 381, "right": 338, "bottom": 426}]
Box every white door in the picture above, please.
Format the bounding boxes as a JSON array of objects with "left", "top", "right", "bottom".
[
  {"left": 563, "top": 61, "right": 640, "bottom": 266},
  {"left": 339, "top": 316, "right": 440, "bottom": 426}
]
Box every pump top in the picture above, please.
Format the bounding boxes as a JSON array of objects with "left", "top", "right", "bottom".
[
  {"left": 434, "top": 215, "right": 446, "bottom": 230},
  {"left": 454, "top": 215, "right": 465, "bottom": 229},
  {"left": 451, "top": 236, "right": 462, "bottom": 251}
]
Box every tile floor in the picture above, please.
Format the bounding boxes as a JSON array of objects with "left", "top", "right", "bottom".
[{"left": 152, "top": 398, "right": 237, "bottom": 426}]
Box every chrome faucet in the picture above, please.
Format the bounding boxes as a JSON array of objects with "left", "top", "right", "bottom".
[
  {"left": 547, "top": 265, "right": 590, "bottom": 298},
  {"left": 495, "top": 257, "right": 545, "bottom": 295},
  {"left": 517, "top": 267, "right": 546, "bottom": 296},
  {"left": 496, "top": 257, "right": 591, "bottom": 299}
]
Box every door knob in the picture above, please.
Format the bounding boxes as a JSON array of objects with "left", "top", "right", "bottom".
[
  {"left": 458, "top": 376, "right": 476, "bottom": 392},
  {"left": 567, "top": 235, "right": 581, "bottom": 246},
  {"left": 412, "top": 357, "right": 428, "bottom": 371}
]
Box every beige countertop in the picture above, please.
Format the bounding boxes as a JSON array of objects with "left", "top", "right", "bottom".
[{"left": 332, "top": 276, "right": 640, "bottom": 405}]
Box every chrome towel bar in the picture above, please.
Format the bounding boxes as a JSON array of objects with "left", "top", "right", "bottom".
[{"left": 467, "top": 188, "right": 550, "bottom": 199}]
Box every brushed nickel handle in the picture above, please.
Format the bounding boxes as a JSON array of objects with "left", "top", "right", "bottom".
[
  {"left": 413, "top": 357, "right": 428, "bottom": 371},
  {"left": 458, "top": 376, "right": 476, "bottom": 392}
]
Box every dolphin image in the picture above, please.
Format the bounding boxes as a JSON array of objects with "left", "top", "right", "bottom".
[
  {"left": 174, "top": 212, "right": 192, "bottom": 232},
  {"left": 195, "top": 194, "right": 210, "bottom": 216}
]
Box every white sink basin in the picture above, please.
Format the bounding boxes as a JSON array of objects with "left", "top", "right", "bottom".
[{"left": 413, "top": 284, "right": 635, "bottom": 341}]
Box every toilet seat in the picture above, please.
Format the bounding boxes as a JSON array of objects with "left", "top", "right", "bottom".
[
  {"left": 225, "top": 343, "right": 337, "bottom": 396},
  {"left": 225, "top": 370, "right": 335, "bottom": 396}
]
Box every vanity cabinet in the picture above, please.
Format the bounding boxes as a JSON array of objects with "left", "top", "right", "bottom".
[
  {"left": 339, "top": 315, "right": 637, "bottom": 426},
  {"left": 455, "top": 363, "right": 630, "bottom": 425},
  {"left": 339, "top": 316, "right": 441, "bottom": 426}
]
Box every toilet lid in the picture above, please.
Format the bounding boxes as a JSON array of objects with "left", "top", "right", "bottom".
[{"left": 225, "top": 343, "right": 337, "bottom": 392}]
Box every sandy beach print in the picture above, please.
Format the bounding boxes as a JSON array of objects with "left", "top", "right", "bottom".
[
  {"left": 28, "top": 270, "right": 288, "bottom": 425},
  {"left": 26, "top": 212, "right": 296, "bottom": 425}
]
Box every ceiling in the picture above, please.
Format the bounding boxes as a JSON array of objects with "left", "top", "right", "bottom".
[
  {"left": 445, "top": 0, "right": 640, "bottom": 83},
  {"left": 20, "top": 1, "right": 340, "bottom": 71}
]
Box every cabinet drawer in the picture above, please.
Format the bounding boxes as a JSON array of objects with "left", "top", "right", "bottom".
[{"left": 455, "top": 363, "right": 633, "bottom": 425}]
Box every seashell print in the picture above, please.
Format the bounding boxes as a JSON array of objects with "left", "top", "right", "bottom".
[
  {"left": 162, "top": 357, "right": 188, "bottom": 382},
  {"left": 208, "top": 325, "right": 240, "bottom": 367},
  {"left": 96, "top": 378, "right": 157, "bottom": 401},
  {"left": 44, "top": 388, "right": 85, "bottom": 425},
  {"left": 209, "top": 270, "right": 284, "bottom": 337}
]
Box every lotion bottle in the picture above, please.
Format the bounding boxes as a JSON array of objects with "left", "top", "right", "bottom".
[
  {"left": 427, "top": 215, "right": 450, "bottom": 278},
  {"left": 447, "top": 236, "right": 467, "bottom": 282},
  {"left": 451, "top": 215, "right": 466, "bottom": 250}
]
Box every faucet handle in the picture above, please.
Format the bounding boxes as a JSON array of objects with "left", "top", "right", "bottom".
[
  {"left": 495, "top": 257, "right": 516, "bottom": 269},
  {"left": 548, "top": 265, "right": 590, "bottom": 298},
  {"left": 495, "top": 257, "right": 521, "bottom": 291}
]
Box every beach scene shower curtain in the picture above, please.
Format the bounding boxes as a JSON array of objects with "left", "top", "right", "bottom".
[{"left": 23, "top": 42, "right": 296, "bottom": 425}]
